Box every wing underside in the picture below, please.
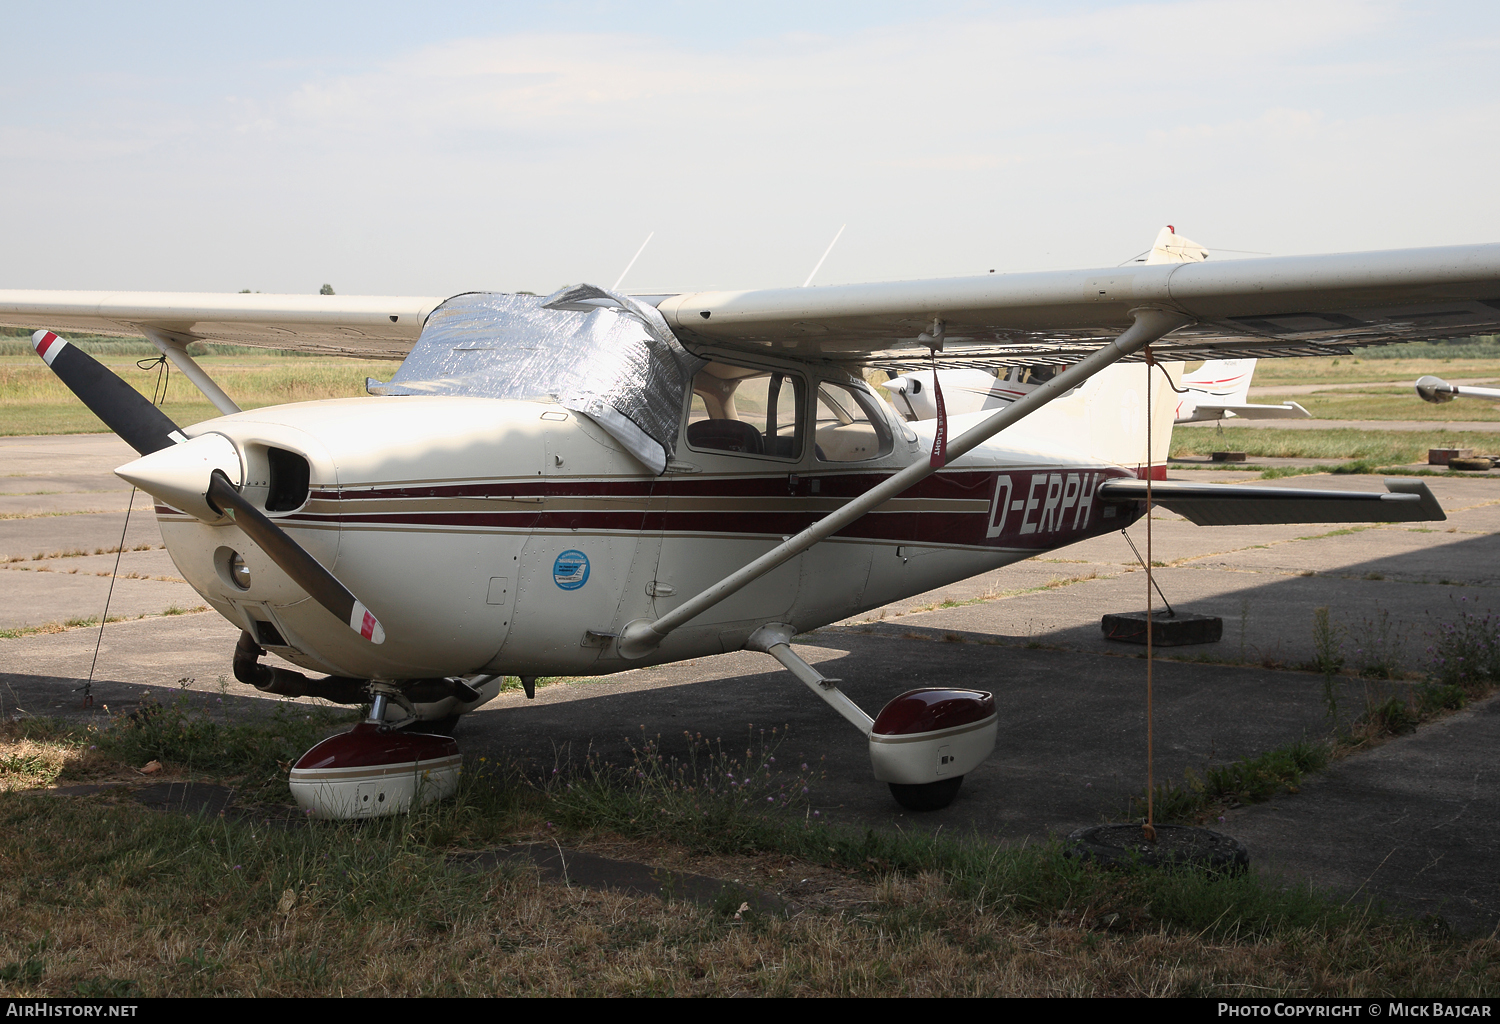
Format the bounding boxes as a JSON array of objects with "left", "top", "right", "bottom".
[
  {"left": 0, "top": 291, "right": 444, "bottom": 358},
  {"left": 656, "top": 243, "right": 1500, "bottom": 370}
]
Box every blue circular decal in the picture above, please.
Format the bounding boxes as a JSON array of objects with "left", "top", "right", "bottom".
[{"left": 553, "top": 549, "right": 591, "bottom": 591}]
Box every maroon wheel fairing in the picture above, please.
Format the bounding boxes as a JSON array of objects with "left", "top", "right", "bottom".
[
  {"left": 871, "top": 688, "right": 994, "bottom": 737},
  {"left": 293, "top": 722, "right": 459, "bottom": 771}
]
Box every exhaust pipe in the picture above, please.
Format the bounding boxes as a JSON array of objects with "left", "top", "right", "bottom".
[{"left": 233, "top": 631, "right": 368, "bottom": 704}]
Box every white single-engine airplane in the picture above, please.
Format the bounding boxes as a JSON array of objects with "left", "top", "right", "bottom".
[
  {"left": 1171, "top": 359, "right": 1311, "bottom": 424},
  {"left": 882, "top": 356, "right": 1311, "bottom": 426},
  {"left": 1415, "top": 376, "right": 1500, "bottom": 405},
  {"left": 3, "top": 233, "right": 1493, "bottom": 816},
  {"left": 881, "top": 231, "right": 1311, "bottom": 427}
]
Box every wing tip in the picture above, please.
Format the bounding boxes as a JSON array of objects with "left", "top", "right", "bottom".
[{"left": 1383, "top": 477, "right": 1447, "bottom": 522}]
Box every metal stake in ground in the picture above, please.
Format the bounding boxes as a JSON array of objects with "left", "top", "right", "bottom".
[{"left": 1145, "top": 346, "right": 1156, "bottom": 844}]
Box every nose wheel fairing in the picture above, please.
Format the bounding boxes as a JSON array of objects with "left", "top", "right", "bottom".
[{"left": 288, "top": 722, "right": 462, "bottom": 819}]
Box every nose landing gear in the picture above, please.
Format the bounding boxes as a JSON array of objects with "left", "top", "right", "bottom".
[
  {"left": 288, "top": 720, "right": 462, "bottom": 819},
  {"left": 286, "top": 682, "right": 489, "bottom": 819}
]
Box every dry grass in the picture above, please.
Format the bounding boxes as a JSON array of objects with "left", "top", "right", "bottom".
[
  {"left": 0, "top": 713, "right": 1495, "bottom": 997},
  {"left": 0, "top": 351, "right": 400, "bottom": 436},
  {"left": 0, "top": 720, "right": 140, "bottom": 792},
  {"left": 0, "top": 615, "right": 111, "bottom": 640},
  {"left": 1249, "top": 353, "right": 1500, "bottom": 388},
  {"left": 1, "top": 544, "right": 161, "bottom": 564},
  {"left": 0, "top": 790, "right": 1493, "bottom": 997},
  {"left": 0, "top": 606, "right": 207, "bottom": 640}
]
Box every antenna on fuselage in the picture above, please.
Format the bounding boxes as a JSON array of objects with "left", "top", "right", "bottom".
[
  {"left": 612, "top": 232, "right": 655, "bottom": 291},
  {"left": 802, "top": 224, "right": 846, "bottom": 287}
]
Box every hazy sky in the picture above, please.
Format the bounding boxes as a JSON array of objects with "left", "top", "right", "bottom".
[{"left": 4, "top": 1, "right": 1498, "bottom": 296}]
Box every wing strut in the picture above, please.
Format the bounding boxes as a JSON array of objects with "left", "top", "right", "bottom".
[
  {"left": 144, "top": 328, "right": 242, "bottom": 415},
  {"left": 616, "top": 306, "right": 1192, "bottom": 659}
]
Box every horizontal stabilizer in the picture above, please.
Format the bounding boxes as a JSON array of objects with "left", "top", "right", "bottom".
[
  {"left": 1181, "top": 401, "right": 1311, "bottom": 422},
  {"left": 1097, "top": 478, "right": 1445, "bottom": 525}
]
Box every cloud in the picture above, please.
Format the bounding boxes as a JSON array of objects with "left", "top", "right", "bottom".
[{"left": 2, "top": 0, "right": 1496, "bottom": 294}]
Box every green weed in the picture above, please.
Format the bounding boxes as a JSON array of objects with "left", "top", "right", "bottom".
[
  {"left": 93, "top": 695, "right": 360, "bottom": 803},
  {"left": 1130, "top": 739, "right": 1332, "bottom": 824},
  {"left": 1423, "top": 598, "right": 1500, "bottom": 694},
  {"left": 1350, "top": 609, "right": 1407, "bottom": 680}
]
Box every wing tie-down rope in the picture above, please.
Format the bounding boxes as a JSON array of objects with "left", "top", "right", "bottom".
[
  {"left": 1120, "top": 528, "right": 1173, "bottom": 618},
  {"left": 81, "top": 354, "right": 173, "bottom": 707}
]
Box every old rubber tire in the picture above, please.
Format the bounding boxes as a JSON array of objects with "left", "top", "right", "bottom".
[
  {"left": 888, "top": 776, "right": 963, "bottom": 811},
  {"left": 1064, "top": 824, "right": 1248, "bottom": 874},
  {"left": 1449, "top": 457, "right": 1492, "bottom": 471}
]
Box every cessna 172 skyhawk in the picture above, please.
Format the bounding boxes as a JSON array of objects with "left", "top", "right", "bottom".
[{"left": 2, "top": 235, "right": 1494, "bottom": 816}]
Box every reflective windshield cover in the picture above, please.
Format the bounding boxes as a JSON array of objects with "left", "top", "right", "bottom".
[{"left": 367, "top": 285, "right": 705, "bottom": 473}]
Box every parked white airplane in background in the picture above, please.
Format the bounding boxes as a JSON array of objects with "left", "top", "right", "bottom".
[
  {"left": 882, "top": 230, "right": 1311, "bottom": 430},
  {"left": 1171, "top": 359, "right": 1311, "bottom": 424},
  {"left": 1, "top": 229, "right": 1490, "bottom": 818},
  {"left": 1415, "top": 375, "right": 1500, "bottom": 404}
]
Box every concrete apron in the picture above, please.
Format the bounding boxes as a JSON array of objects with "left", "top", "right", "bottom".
[{"left": 3, "top": 434, "right": 1499, "bottom": 934}]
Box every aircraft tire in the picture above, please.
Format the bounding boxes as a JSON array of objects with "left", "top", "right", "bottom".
[
  {"left": 421, "top": 714, "right": 463, "bottom": 736},
  {"left": 887, "top": 775, "right": 963, "bottom": 811},
  {"left": 1449, "top": 457, "right": 1493, "bottom": 471}
]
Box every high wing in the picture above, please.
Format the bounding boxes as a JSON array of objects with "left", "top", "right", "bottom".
[
  {"left": 4, "top": 242, "right": 1499, "bottom": 365},
  {"left": 0, "top": 291, "right": 444, "bottom": 358},
  {"left": 654, "top": 243, "right": 1500, "bottom": 369}
]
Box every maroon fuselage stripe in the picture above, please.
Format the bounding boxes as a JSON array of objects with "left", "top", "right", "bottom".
[{"left": 161, "top": 465, "right": 1143, "bottom": 552}]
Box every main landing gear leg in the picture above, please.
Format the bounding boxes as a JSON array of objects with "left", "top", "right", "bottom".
[{"left": 746, "top": 624, "right": 998, "bottom": 812}]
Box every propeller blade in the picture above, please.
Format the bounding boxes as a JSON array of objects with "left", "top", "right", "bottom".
[
  {"left": 31, "top": 330, "right": 186, "bottom": 455},
  {"left": 40, "top": 327, "right": 386, "bottom": 644},
  {"left": 206, "top": 470, "right": 386, "bottom": 644}
]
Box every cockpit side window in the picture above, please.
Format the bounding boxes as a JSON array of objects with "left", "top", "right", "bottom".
[
  {"left": 1015, "top": 365, "right": 1060, "bottom": 386},
  {"left": 685, "top": 363, "right": 806, "bottom": 460},
  {"left": 814, "top": 380, "right": 894, "bottom": 463}
]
